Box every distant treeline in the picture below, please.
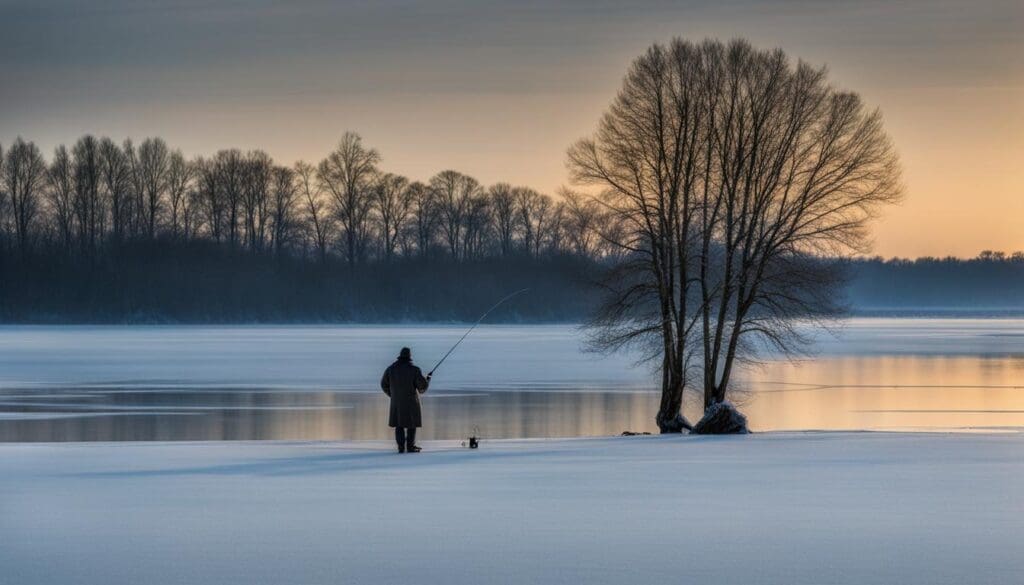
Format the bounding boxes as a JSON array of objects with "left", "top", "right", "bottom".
[
  {"left": 1, "top": 240, "right": 597, "bottom": 323},
  {"left": 0, "top": 132, "right": 610, "bottom": 322},
  {"left": 845, "top": 252, "right": 1024, "bottom": 314},
  {"left": 2, "top": 132, "right": 1021, "bottom": 322},
  {"left": 5, "top": 243, "right": 1024, "bottom": 323}
]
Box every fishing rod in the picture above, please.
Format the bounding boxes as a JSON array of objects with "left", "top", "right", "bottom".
[{"left": 427, "top": 288, "right": 530, "bottom": 377}]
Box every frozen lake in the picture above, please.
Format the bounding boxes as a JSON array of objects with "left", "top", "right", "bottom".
[{"left": 1, "top": 319, "right": 1023, "bottom": 440}]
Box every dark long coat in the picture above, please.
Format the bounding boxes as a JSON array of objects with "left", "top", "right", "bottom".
[{"left": 380, "top": 358, "right": 429, "bottom": 428}]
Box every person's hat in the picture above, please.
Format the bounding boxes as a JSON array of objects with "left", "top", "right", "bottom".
[{"left": 398, "top": 347, "right": 412, "bottom": 360}]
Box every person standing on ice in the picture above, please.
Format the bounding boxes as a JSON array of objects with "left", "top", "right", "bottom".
[{"left": 381, "top": 347, "right": 430, "bottom": 453}]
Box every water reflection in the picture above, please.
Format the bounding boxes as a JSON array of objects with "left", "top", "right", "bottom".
[
  {"left": 735, "top": 354, "right": 1024, "bottom": 431},
  {"left": 0, "top": 388, "right": 663, "bottom": 442},
  {"left": 3, "top": 353, "right": 1024, "bottom": 442},
  {"left": 3, "top": 322, "right": 1024, "bottom": 441}
]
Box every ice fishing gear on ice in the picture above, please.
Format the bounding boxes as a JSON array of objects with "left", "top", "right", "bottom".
[
  {"left": 427, "top": 288, "right": 529, "bottom": 377},
  {"left": 427, "top": 289, "right": 526, "bottom": 451},
  {"left": 461, "top": 426, "right": 481, "bottom": 449}
]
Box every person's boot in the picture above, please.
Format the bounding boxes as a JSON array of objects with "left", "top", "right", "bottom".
[
  {"left": 407, "top": 443, "right": 422, "bottom": 453},
  {"left": 397, "top": 443, "right": 405, "bottom": 454}
]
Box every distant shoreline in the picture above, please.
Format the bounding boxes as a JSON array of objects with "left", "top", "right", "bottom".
[
  {"left": 4, "top": 310, "right": 1024, "bottom": 326},
  {"left": 850, "top": 308, "right": 1024, "bottom": 318}
]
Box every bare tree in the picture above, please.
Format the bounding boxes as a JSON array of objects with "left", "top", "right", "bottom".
[
  {"left": 693, "top": 41, "right": 902, "bottom": 409},
  {"left": 372, "top": 172, "right": 412, "bottom": 262},
  {"left": 569, "top": 38, "right": 901, "bottom": 431},
  {"left": 195, "top": 156, "right": 225, "bottom": 243},
  {"left": 242, "top": 150, "right": 273, "bottom": 251},
  {"left": 317, "top": 132, "right": 379, "bottom": 268},
  {"left": 0, "top": 143, "right": 5, "bottom": 245},
  {"left": 48, "top": 145, "right": 76, "bottom": 253},
  {"left": 182, "top": 183, "right": 202, "bottom": 241},
  {"left": 296, "top": 161, "right": 332, "bottom": 263},
  {"left": 214, "top": 149, "right": 245, "bottom": 246},
  {"left": 99, "top": 138, "right": 132, "bottom": 243},
  {"left": 515, "top": 187, "right": 553, "bottom": 258},
  {"left": 545, "top": 201, "right": 567, "bottom": 255},
  {"left": 72, "top": 136, "right": 104, "bottom": 254},
  {"left": 3, "top": 138, "right": 47, "bottom": 256},
  {"left": 269, "top": 165, "right": 299, "bottom": 255},
  {"left": 407, "top": 181, "right": 437, "bottom": 259},
  {"left": 121, "top": 139, "right": 141, "bottom": 237},
  {"left": 560, "top": 189, "right": 601, "bottom": 257},
  {"left": 431, "top": 170, "right": 479, "bottom": 261},
  {"left": 133, "top": 138, "right": 171, "bottom": 239},
  {"left": 590, "top": 206, "right": 629, "bottom": 261},
  {"left": 165, "top": 150, "right": 195, "bottom": 239},
  {"left": 488, "top": 182, "right": 518, "bottom": 256},
  {"left": 462, "top": 190, "right": 492, "bottom": 260}
]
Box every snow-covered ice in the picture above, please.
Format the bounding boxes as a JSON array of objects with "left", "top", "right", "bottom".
[{"left": 2, "top": 432, "right": 1022, "bottom": 584}]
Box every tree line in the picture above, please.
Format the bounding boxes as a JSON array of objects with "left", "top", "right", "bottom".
[
  {"left": 0, "top": 131, "right": 616, "bottom": 265},
  {"left": 846, "top": 253, "right": 1024, "bottom": 312},
  {"left": 0, "top": 132, "right": 622, "bottom": 322}
]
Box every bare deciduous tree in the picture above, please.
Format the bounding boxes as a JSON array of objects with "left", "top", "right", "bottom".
[
  {"left": 408, "top": 181, "right": 437, "bottom": 259},
  {"left": 0, "top": 143, "right": 5, "bottom": 243},
  {"left": 431, "top": 170, "right": 479, "bottom": 261},
  {"left": 133, "top": 138, "right": 171, "bottom": 239},
  {"left": 166, "top": 150, "right": 195, "bottom": 239},
  {"left": 3, "top": 138, "right": 47, "bottom": 255},
  {"left": 99, "top": 138, "right": 132, "bottom": 243},
  {"left": 269, "top": 165, "right": 299, "bottom": 256},
  {"left": 221, "top": 150, "right": 247, "bottom": 247},
  {"left": 569, "top": 38, "right": 901, "bottom": 431},
  {"left": 182, "top": 183, "right": 202, "bottom": 241},
  {"left": 317, "top": 132, "right": 379, "bottom": 268},
  {"left": 48, "top": 145, "right": 76, "bottom": 252},
  {"left": 72, "top": 135, "right": 104, "bottom": 254},
  {"left": 372, "top": 172, "right": 412, "bottom": 262},
  {"left": 242, "top": 150, "right": 273, "bottom": 251},
  {"left": 560, "top": 189, "right": 601, "bottom": 258},
  {"left": 195, "top": 157, "right": 224, "bottom": 243},
  {"left": 546, "top": 201, "right": 567, "bottom": 255},
  {"left": 515, "top": 188, "right": 553, "bottom": 258},
  {"left": 488, "top": 182, "right": 518, "bottom": 257},
  {"left": 462, "top": 190, "right": 492, "bottom": 260},
  {"left": 296, "top": 161, "right": 332, "bottom": 263}
]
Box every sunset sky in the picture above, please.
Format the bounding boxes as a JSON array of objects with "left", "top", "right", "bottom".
[{"left": 1, "top": 0, "right": 1021, "bottom": 258}]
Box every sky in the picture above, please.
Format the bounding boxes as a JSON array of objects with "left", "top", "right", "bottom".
[{"left": 1, "top": 0, "right": 1021, "bottom": 258}]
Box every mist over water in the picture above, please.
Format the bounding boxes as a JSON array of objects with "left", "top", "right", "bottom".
[{"left": 1, "top": 320, "right": 1022, "bottom": 441}]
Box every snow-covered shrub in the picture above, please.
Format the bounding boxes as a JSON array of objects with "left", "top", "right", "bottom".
[{"left": 691, "top": 401, "right": 750, "bottom": 434}]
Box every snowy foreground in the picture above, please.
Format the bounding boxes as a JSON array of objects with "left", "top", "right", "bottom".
[{"left": 2, "top": 433, "right": 1022, "bottom": 585}]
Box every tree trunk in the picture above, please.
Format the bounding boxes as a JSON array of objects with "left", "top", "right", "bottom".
[{"left": 655, "top": 378, "right": 691, "bottom": 433}]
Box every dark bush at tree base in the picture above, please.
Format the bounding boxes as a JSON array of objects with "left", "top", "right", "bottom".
[{"left": 691, "top": 402, "right": 750, "bottom": 435}]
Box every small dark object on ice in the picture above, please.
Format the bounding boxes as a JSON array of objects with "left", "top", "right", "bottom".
[
  {"left": 691, "top": 401, "right": 750, "bottom": 435},
  {"left": 620, "top": 431, "right": 652, "bottom": 436},
  {"left": 461, "top": 426, "right": 480, "bottom": 449}
]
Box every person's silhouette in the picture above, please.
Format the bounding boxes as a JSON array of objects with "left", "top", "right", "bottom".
[{"left": 380, "top": 347, "right": 430, "bottom": 453}]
